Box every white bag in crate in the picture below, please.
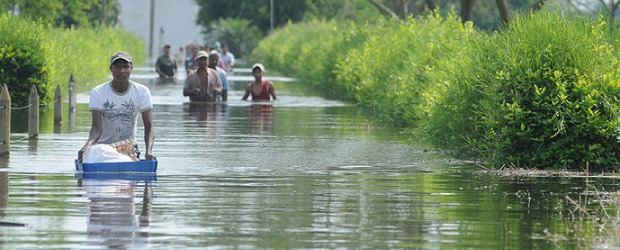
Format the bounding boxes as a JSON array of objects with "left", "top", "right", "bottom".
[{"left": 83, "top": 144, "right": 134, "bottom": 163}]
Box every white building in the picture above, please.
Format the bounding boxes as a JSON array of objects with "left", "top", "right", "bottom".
[{"left": 117, "top": 0, "right": 203, "bottom": 65}]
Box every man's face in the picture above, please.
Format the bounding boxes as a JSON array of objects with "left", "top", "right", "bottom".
[
  {"left": 252, "top": 68, "right": 263, "bottom": 78},
  {"left": 164, "top": 47, "right": 171, "bottom": 55},
  {"left": 196, "top": 57, "right": 208, "bottom": 69},
  {"left": 208, "top": 55, "right": 219, "bottom": 68},
  {"left": 110, "top": 60, "right": 132, "bottom": 82}
]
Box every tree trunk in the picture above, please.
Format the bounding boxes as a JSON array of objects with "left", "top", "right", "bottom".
[
  {"left": 460, "top": 0, "right": 475, "bottom": 23},
  {"left": 496, "top": 0, "right": 511, "bottom": 26},
  {"left": 391, "top": 0, "right": 409, "bottom": 20},
  {"left": 367, "top": 0, "right": 399, "bottom": 19},
  {"left": 531, "top": 0, "right": 545, "bottom": 13},
  {"left": 425, "top": 0, "right": 437, "bottom": 11},
  {"left": 609, "top": 0, "right": 620, "bottom": 31}
]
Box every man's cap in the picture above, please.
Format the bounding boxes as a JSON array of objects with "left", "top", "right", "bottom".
[
  {"left": 110, "top": 51, "right": 132, "bottom": 66},
  {"left": 208, "top": 50, "right": 220, "bottom": 57},
  {"left": 196, "top": 50, "right": 209, "bottom": 59},
  {"left": 252, "top": 63, "right": 265, "bottom": 72}
]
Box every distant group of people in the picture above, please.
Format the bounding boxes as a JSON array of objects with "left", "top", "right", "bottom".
[
  {"left": 180, "top": 40, "right": 235, "bottom": 74},
  {"left": 154, "top": 41, "right": 276, "bottom": 103}
]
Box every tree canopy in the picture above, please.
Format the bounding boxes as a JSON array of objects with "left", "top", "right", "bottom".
[
  {"left": 195, "top": 0, "right": 380, "bottom": 35},
  {"left": 195, "top": 0, "right": 555, "bottom": 34},
  {"left": 0, "top": 0, "right": 120, "bottom": 28}
]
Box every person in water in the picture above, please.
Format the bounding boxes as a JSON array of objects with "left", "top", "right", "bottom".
[
  {"left": 78, "top": 51, "right": 156, "bottom": 161},
  {"left": 183, "top": 50, "right": 222, "bottom": 102},
  {"left": 154, "top": 44, "right": 177, "bottom": 80},
  {"left": 241, "top": 63, "right": 277, "bottom": 101},
  {"left": 207, "top": 50, "right": 229, "bottom": 102}
]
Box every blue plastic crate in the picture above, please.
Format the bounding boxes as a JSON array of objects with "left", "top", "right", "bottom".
[{"left": 75, "top": 159, "right": 158, "bottom": 173}]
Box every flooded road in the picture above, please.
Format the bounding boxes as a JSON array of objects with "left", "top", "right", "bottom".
[{"left": 0, "top": 68, "right": 616, "bottom": 249}]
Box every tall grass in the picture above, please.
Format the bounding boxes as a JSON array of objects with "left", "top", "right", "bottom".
[
  {"left": 254, "top": 12, "right": 477, "bottom": 126},
  {"left": 0, "top": 13, "right": 145, "bottom": 106},
  {"left": 544, "top": 183, "right": 620, "bottom": 248},
  {"left": 252, "top": 19, "right": 379, "bottom": 100},
  {"left": 335, "top": 12, "right": 478, "bottom": 126},
  {"left": 47, "top": 26, "right": 145, "bottom": 92},
  {"left": 429, "top": 12, "right": 620, "bottom": 170}
]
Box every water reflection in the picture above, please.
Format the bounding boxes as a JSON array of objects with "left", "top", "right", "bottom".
[
  {"left": 54, "top": 123, "right": 62, "bottom": 134},
  {"left": 185, "top": 102, "right": 217, "bottom": 122},
  {"left": 79, "top": 178, "right": 153, "bottom": 248},
  {"left": 183, "top": 102, "right": 230, "bottom": 138},
  {"left": 68, "top": 111, "right": 77, "bottom": 133},
  {"left": 246, "top": 104, "right": 274, "bottom": 134},
  {"left": 154, "top": 77, "right": 178, "bottom": 85},
  {"left": 27, "top": 138, "right": 37, "bottom": 153},
  {"left": 0, "top": 158, "right": 7, "bottom": 217}
]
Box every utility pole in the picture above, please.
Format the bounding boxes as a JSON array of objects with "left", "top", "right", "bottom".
[
  {"left": 270, "top": 0, "right": 274, "bottom": 32},
  {"left": 149, "top": 0, "right": 155, "bottom": 64},
  {"left": 101, "top": 0, "right": 107, "bottom": 26}
]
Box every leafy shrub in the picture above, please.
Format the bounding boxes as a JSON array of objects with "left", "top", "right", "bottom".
[
  {"left": 0, "top": 13, "right": 51, "bottom": 106},
  {"left": 252, "top": 19, "right": 378, "bottom": 100},
  {"left": 0, "top": 13, "right": 145, "bottom": 107},
  {"left": 429, "top": 12, "right": 620, "bottom": 170},
  {"left": 47, "top": 26, "right": 145, "bottom": 92},
  {"left": 203, "top": 18, "right": 262, "bottom": 59},
  {"left": 336, "top": 12, "right": 477, "bottom": 126}
]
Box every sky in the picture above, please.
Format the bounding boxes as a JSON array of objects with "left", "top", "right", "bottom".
[{"left": 117, "top": 0, "right": 204, "bottom": 64}]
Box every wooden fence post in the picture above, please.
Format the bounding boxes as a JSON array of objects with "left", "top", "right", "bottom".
[
  {"left": 68, "top": 75, "right": 77, "bottom": 132},
  {"left": 28, "top": 85, "right": 39, "bottom": 139},
  {"left": 0, "top": 84, "right": 10, "bottom": 157},
  {"left": 54, "top": 84, "right": 62, "bottom": 125},
  {"left": 68, "top": 74, "right": 76, "bottom": 113}
]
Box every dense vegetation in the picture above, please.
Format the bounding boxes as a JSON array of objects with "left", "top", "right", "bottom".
[
  {"left": 194, "top": 0, "right": 544, "bottom": 60},
  {"left": 0, "top": 0, "right": 120, "bottom": 28},
  {"left": 253, "top": 9, "right": 620, "bottom": 171},
  {"left": 0, "top": 13, "right": 144, "bottom": 106}
]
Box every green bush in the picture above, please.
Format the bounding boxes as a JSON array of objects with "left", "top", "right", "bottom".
[
  {"left": 254, "top": 12, "right": 476, "bottom": 126},
  {"left": 203, "top": 18, "right": 262, "bottom": 59},
  {"left": 47, "top": 26, "right": 145, "bottom": 93},
  {"left": 336, "top": 12, "right": 477, "bottom": 126},
  {"left": 252, "top": 19, "right": 379, "bottom": 100},
  {"left": 0, "top": 13, "right": 52, "bottom": 106},
  {"left": 429, "top": 12, "right": 620, "bottom": 170},
  {"left": 0, "top": 13, "right": 145, "bottom": 107}
]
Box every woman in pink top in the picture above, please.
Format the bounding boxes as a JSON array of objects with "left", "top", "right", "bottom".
[{"left": 242, "top": 63, "right": 277, "bottom": 101}]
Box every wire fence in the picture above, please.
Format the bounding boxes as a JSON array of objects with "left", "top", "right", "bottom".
[{"left": 0, "top": 99, "right": 60, "bottom": 110}]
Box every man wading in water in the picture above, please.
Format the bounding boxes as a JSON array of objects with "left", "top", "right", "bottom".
[{"left": 183, "top": 50, "right": 222, "bottom": 102}]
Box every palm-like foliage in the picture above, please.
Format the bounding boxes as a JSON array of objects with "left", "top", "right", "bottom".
[{"left": 203, "top": 18, "right": 261, "bottom": 59}]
